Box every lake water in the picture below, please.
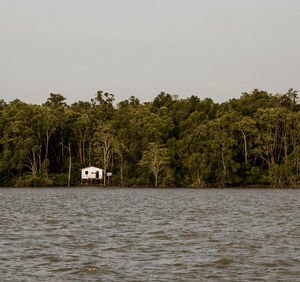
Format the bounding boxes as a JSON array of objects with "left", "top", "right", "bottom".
[{"left": 0, "top": 188, "right": 299, "bottom": 281}]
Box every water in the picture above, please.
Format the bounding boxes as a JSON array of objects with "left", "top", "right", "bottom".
[{"left": 0, "top": 188, "right": 299, "bottom": 281}]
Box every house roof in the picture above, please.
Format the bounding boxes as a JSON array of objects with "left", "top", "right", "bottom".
[{"left": 80, "top": 166, "right": 103, "bottom": 170}]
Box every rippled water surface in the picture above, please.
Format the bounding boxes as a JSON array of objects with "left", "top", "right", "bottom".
[{"left": 0, "top": 188, "right": 300, "bottom": 281}]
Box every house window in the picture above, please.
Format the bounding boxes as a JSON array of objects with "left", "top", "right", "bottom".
[{"left": 85, "top": 171, "right": 88, "bottom": 175}]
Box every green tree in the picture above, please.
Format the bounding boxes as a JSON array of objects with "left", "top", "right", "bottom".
[
  {"left": 139, "top": 142, "right": 169, "bottom": 188},
  {"left": 93, "top": 121, "right": 115, "bottom": 187}
]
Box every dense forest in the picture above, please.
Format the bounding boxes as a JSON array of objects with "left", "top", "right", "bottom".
[{"left": 0, "top": 89, "right": 299, "bottom": 188}]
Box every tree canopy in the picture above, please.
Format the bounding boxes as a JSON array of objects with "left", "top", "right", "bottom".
[{"left": 0, "top": 89, "right": 299, "bottom": 188}]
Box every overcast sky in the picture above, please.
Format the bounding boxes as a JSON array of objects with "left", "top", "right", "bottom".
[{"left": 0, "top": 0, "right": 299, "bottom": 104}]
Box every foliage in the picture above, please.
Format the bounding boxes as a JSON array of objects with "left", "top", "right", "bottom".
[
  {"left": 139, "top": 142, "right": 170, "bottom": 187},
  {"left": 0, "top": 89, "right": 300, "bottom": 187}
]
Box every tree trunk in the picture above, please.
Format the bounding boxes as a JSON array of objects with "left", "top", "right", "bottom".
[
  {"left": 68, "top": 143, "right": 71, "bottom": 187},
  {"left": 32, "top": 150, "right": 37, "bottom": 177},
  {"left": 82, "top": 138, "right": 86, "bottom": 164},
  {"left": 38, "top": 146, "right": 42, "bottom": 172},
  {"left": 120, "top": 153, "right": 123, "bottom": 186},
  {"left": 271, "top": 153, "right": 275, "bottom": 166},
  {"left": 78, "top": 140, "right": 82, "bottom": 162},
  {"left": 283, "top": 134, "right": 288, "bottom": 164},
  {"left": 61, "top": 137, "right": 64, "bottom": 159},
  {"left": 88, "top": 137, "right": 92, "bottom": 166},
  {"left": 154, "top": 172, "right": 158, "bottom": 188},
  {"left": 221, "top": 146, "right": 227, "bottom": 176},
  {"left": 120, "top": 166, "right": 123, "bottom": 186},
  {"left": 45, "top": 132, "right": 49, "bottom": 159},
  {"left": 242, "top": 131, "right": 248, "bottom": 164},
  {"left": 197, "top": 170, "right": 203, "bottom": 186}
]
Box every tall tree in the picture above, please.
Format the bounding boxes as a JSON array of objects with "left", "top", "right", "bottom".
[
  {"left": 93, "top": 122, "right": 115, "bottom": 187},
  {"left": 139, "top": 142, "right": 169, "bottom": 188}
]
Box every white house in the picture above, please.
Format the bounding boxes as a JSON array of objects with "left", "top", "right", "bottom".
[{"left": 80, "top": 166, "right": 104, "bottom": 181}]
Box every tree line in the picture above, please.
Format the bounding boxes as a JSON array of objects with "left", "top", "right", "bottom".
[{"left": 0, "top": 89, "right": 299, "bottom": 188}]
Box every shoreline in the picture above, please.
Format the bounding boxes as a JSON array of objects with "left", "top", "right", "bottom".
[{"left": 2, "top": 184, "right": 300, "bottom": 189}]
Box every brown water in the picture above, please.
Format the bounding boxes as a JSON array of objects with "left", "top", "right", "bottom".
[{"left": 0, "top": 188, "right": 299, "bottom": 281}]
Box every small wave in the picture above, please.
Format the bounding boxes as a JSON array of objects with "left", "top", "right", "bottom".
[
  {"left": 214, "top": 258, "right": 233, "bottom": 265},
  {"left": 52, "top": 267, "right": 73, "bottom": 272},
  {"left": 87, "top": 267, "right": 99, "bottom": 273},
  {"left": 263, "top": 260, "right": 293, "bottom": 267},
  {"left": 46, "top": 255, "right": 61, "bottom": 262},
  {"left": 46, "top": 219, "right": 59, "bottom": 224}
]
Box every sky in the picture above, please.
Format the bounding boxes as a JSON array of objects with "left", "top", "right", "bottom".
[{"left": 0, "top": 0, "right": 300, "bottom": 104}]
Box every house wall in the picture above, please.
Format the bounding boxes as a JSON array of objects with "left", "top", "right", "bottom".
[{"left": 81, "top": 167, "right": 103, "bottom": 180}]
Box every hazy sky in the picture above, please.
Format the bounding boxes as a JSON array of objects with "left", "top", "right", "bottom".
[{"left": 1, "top": 0, "right": 300, "bottom": 104}]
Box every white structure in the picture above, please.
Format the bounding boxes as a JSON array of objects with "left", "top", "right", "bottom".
[{"left": 81, "top": 166, "right": 104, "bottom": 181}]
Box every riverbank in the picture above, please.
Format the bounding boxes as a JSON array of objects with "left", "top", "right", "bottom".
[{"left": 3, "top": 184, "right": 300, "bottom": 189}]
